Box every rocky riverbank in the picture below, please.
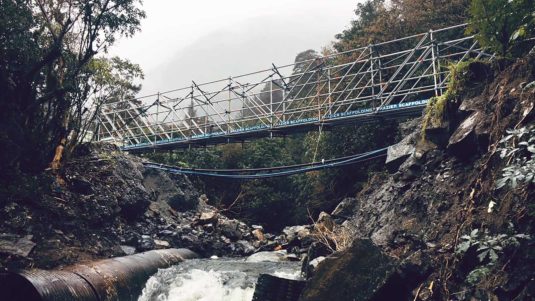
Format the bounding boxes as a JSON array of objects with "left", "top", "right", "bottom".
[
  {"left": 298, "top": 57, "right": 535, "bottom": 300},
  {"left": 0, "top": 143, "right": 309, "bottom": 270}
]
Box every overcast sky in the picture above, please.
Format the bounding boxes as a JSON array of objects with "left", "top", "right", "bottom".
[{"left": 108, "top": 0, "right": 360, "bottom": 96}]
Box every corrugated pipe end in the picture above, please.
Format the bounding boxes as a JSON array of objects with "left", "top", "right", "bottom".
[{"left": 0, "top": 248, "right": 198, "bottom": 301}]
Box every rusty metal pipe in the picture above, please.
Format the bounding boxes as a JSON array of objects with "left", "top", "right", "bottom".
[{"left": 0, "top": 248, "right": 198, "bottom": 301}]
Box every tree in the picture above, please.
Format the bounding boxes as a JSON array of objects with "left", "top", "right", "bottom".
[
  {"left": 88, "top": 56, "right": 144, "bottom": 143},
  {"left": 468, "top": 0, "right": 535, "bottom": 56},
  {"left": 0, "top": 0, "right": 145, "bottom": 177},
  {"left": 334, "top": 0, "right": 470, "bottom": 53}
]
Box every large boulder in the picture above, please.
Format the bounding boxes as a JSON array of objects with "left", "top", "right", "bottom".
[
  {"left": 447, "top": 102, "right": 491, "bottom": 159},
  {"left": 299, "top": 239, "right": 409, "bottom": 301},
  {"left": 447, "top": 111, "right": 480, "bottom": 158}
]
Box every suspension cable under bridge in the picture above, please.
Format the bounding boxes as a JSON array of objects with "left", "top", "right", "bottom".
[{"left": 142, "top": 147, "right": 387, "bottom": 179}]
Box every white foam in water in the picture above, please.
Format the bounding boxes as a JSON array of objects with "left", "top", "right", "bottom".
[
  {"left": 139, "top": 269, "right": 254, "bottom": 301},
  {"left": 138, "top": 258, "right": 302, "bottom": 301},
  {"left": 168, "top": 269, "right": 254, "bottom": 301},
  {"left": 273, "top": 270, "right": 302, "bottom": 280}
]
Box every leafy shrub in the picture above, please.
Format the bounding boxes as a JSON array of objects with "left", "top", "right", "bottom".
[
  {"left": 456, "top": 228, "right": 531, "bottom": 285},
  {"left": 468, "top": 0, "right": 535, "bottom": 57},
  {"left": 496, "top": 126, "right": 535, "bottom": 189}
]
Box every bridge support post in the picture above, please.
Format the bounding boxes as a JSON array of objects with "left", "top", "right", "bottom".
[
  {"left": 430, "top": 29, "right": 440, "bottom": 97},
  {"left": 270, "top": 78, "right": 274, "bottom": 129}
]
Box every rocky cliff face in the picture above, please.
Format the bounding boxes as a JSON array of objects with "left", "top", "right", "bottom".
[
  {"left": 0, "top": 143, "right": 267, "bottom": 270},
  {"left": 300, "top": 57, "right": 535, "bottom": 300}
]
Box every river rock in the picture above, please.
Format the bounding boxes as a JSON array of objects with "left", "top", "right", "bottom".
[
  {"left": 219, "top": 219, "right": 242, "bottom": 240},
  {"left": 0, "top": 234, "right": 36, "bottom": 257},
  {"left": 282, "top": 225, "right": 311, "bottom": 243},
  {"left": 139, "top": 235, "right": 154, "bottom": 250},
  {"left": 299, "top": 239, "right": 407, "bottom": 301},
  {"left": 309, "top": 256, "right": 325, "bottom": 269},
  {"left": 252, "top": 225, "right": 264, "bottom": 231},
  {"left": 246, "top": 250, "right": 288, "bottom": 263},
  {"left": 252, "top": 229, "right": 265, "bottom": 242},
  {"left": 120, "top": 245, "right": 136, "bottom": 255},
  {"left": 235, "top": 240, "right": 255, "bottom": 255},
  {"left": 194, "top": 210, "right": 219, "bottom": 226},
  {"left": 154, "top": 239, "right": 170, "bottom": 249}
]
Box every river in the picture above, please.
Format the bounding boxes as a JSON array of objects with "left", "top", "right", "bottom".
[{"left": 138, "top": 255, "right": 303, "bottom": 301}]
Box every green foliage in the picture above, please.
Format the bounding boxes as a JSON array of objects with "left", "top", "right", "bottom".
[
  {"left": 421, "top": 95, "right": 449, "bottom": 136},
  {"left": 466, "top": 266, "right": 491, "bottom": 286},
  {"left": 147, "top": 121, "right": 398, "bottom": 231},
  {"left": 334, "top": 0, "right": 470, "bottom": 52},
  {"left": 456, "top": 228, "right": 531, "bottom": 285},
  {"left": 421, "top": 61, "right": 476, "bottom": 139},
  {"left": 89, "top": 56, "right": 144, "bottom": 104},
  {"left": 468, "top": 0, "right": 535, "bottom": 57},
  {"left": 496, "top": 126, "right": 535, "bottom": 189},
  {"left": 0, "top": 0, "right": 145, "bottom": 176}
]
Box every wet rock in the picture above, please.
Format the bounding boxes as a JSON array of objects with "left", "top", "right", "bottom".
[
  {"left": 158, "top": 229, "right": 174, "bottom": 236},
  {"left": 235, "top": 240, "right": 255, "bottom": 255},
  {"left": 202, "top": 223, "right": 215, "bottom": 233},
  {"left": 253, "top": 274, "right": 306, "bottom": 301},
  {"left": 0, "top": 234, "right": 35, "bottom": 257},
  {"left": 120, "top": 245, "right": 136, "bottom": 255},
  {"left": 316, "top": 212, "right": 334, "bottom": 232},
  {"left": 282, "top": 225, "right": 311, "bottom": 243},
  {"left": 386, "top": 133, "right": 416, "bottom": 172},
  {"left": 252, "top": 229, "right": 265, "bottom": 242},
  {"left": 139, "top": 235, "right": 154, "bottom": 250},
  {"left": 154, "top": 239, "right": 170, "bottom": 249},
  {"left": 142, "top": 168, "right": 199, "bottom": 212},
  {"left": 424, "top": 122, "right": 450, "bottom": 148},
  {"left": 219, "top": 219, "right": 242, "bottom": 240},
  {"left": 301, "top": 242, "right": 331, "bottom": 279},
  {"left": 246, "top": 250, "right": 288, "bottom": 263},
  {"left": 113, "top": 158, "right": 151, "bottom": 219},
  {"left": 285, "top": 253, "right": 300, "bottom": 261},
  {"left": 194, "top": 210, "right": 219, "bottom": 226},
  {"left": 299, "top": 239, "right": 407, "bottom": 301},
  {"left": 309, "top": 256, "right": 325, "bottom": 269},
  {"left": 331, "top": 197, "right": 357, "bottom": 223},
  {"left": 447, "top": 111, "right": 480, "bottom": 159},
  {"left": 396, "top": 154, "right": 423, "bottom": 181},
  {"left": 255, "top": 241, "right": 280, "bottom": 252}
]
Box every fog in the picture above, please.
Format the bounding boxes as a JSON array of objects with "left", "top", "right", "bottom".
[{"left": 108, "top": 0, "right": 359, "bottom": 96}]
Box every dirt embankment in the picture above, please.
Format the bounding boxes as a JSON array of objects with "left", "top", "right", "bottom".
[{"left": 300, "top": 56, "right": 535, "bottom": 301}]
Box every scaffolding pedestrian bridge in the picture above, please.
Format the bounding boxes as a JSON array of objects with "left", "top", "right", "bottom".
[{"left": 95, "top": 24, "right": 491, "bottom": 152}]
